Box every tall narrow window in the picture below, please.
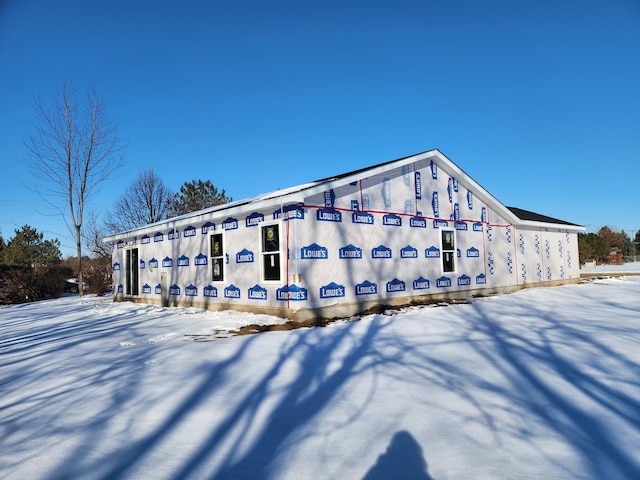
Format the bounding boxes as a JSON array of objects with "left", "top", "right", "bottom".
[
  {"left": 210, "top": 233, "right": 224, "bottom": 281},
  {"left": 441, "top": 229, "right": 455, "bottom": 273},
  {"left": 125, "top": 248, "right": 139, "bottom": 295},
  {"left": 261, "top": 224, "right": 281, "bottom": 281}
]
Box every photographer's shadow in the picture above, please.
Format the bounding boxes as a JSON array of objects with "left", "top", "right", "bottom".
[{"left": 363, "top": 430, "right": 434, "bottom": 480}]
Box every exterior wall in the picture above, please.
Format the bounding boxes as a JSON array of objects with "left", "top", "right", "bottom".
[{"left": 109, "top": 156, "right": 580, "bottom": 320}]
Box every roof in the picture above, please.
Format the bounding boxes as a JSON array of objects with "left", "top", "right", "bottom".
[{"left": 104, "top": 149, "right": 583, "bottom": 243}]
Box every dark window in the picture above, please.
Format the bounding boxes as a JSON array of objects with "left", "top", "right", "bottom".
[
  {"left": 210, "top": 233, "right": 224, "bottom": 281},
  {"left": 125, "top": 248, "right": 139, "bottom": 295},
  {"left": 261, "top": 224, "right": 281, "bottom": 281},
  {"left": 441, "top": 230, "right": 455, "bottom": 273}
]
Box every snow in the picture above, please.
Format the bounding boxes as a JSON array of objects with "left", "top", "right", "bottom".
[{"left": 1, "top": 266, "right": 640, "bottom": 479}]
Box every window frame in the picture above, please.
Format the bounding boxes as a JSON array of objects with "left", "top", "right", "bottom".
[
  {"left": 441, "top": 229, "right": 456, "bottom": 273},
  {"left": 210, "top": 232, "right": 225, "bottom": 282},
  {"left": 125, "top": 247, "right": 139, "bottom": 296},
  {"left": 260, "top": 222, "right": 283, "bottom": 283}
]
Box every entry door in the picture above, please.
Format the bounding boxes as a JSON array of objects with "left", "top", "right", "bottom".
[{"left": 125, "top": 248, "right": 139, "bottom": 295}]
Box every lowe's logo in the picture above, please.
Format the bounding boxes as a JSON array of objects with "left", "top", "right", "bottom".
[
  {"left": 401, "top": 245, "right": 418, "bottom": 258},
  {"left": 413, "top": 277, "right": 430, "bottom": 290},
  {"left": 339, "top": 244, "right": 363, "bottom": 259},
  {"left": 185, "top": 284, "right": 198, "bottom": 297},
  {"left": 425, "top": 246, "right": 440, "bottom": 258},
  {"left": 324, "top": 189, "right": 335, "bottom": 208},
  {"left": 432, "top": 192, "right": 439, "bottom": 218},
  {"left": 467, "top": 247, "right": 480, "bottom": 258},
  {"left": 372, "top": 245, "right": 392, "bottom": 259},
  {"left": 410, "top": 217, "right": 427, "bottom": 228},
  {"left": 169, "top": 284, "right": 180, "bottom": 296},
  {"left": 273, "top": 205, "right": 304, "bottom": 220},
  {"left": 356, "top": 280, "right": 377, "bottom": 296},
  {"left": 382, "top": 214, "right": 401, "bottom": 227},
  {"left": 316, "top": 208, "right": 342, "bottom": 222},
  {"left": 245, "top": 212, "right": 264, "bottom": 227},
  {"left": 415, "top": 171, "right": 422, "bottom": 199},
  {"left": 224, "top": 285, "right": 241, "bottom": 298},
  {"left": 236, "top": 249, "right": 254, "bottom": 263},
  {"left": 433, "top": 220, "right": 448, "bottom": 229},
  {"left": 223, "top": 217, "right": 238, "bottom": 230},
  {"left": 386, "top": 278, "right": 406, "bottom": 293},
  {"left": 320, "top": 282, "right": 345, "bottom": 298},
  {"left": 352, "top": 211, "right": 374, "bottom": 225},
  {"left": 168, "top": 229, "right": 179, "bottom": 240},
  {"left": 142, "top": 284, "right": 151, "bottom": 294},
  {"left": 183, "top": 226, "right": 196, "bottom": 237},
  {"left": 457, "top": 275, "right": 471, "bottom": 286},
  {"left": 204, "top": 285, "right": 218, "bottom": 297},
  {"left": 301, "top": 243, "right": 328, "bottom": 259},
  {"left": 436, "top": 276, "right": 452, "bottom": 288},
  {"left": 248, "top": 285, "right": 267, "bottom": 300},
  {"left": 276, "top": 284, "right": 308, "bottom": 301},
  {"left": 141, "top": 235, "right": 150, "bottom": 244},
  {"left": 194, "top": 253, "right": 208, "bottom": 266},
  {"left": 476, "top": 273, "right": 486, "bottom": 285},
  {"left": 467, "top": 190, "right": 473, "bottom": 210},
  {"left": 430, "top": 159, "right": 437, "bottom": 179},
  {"left": 455, "top": 221, "right": 468, "bottom": 231},
  {"left": 473, "top": 222, "right": 483, "bottom": 232},
  {"left": 178, "top": 255, "right": 189, "bottom": 267}
]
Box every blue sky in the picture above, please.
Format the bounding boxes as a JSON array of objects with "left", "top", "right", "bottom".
[{"left": 1, "top": 0, "right": 639, "bottom": 256}]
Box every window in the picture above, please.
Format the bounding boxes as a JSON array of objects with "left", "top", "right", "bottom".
[
  {"left": 210, "top": 233, "right": 224, "bottom": 281},
  {"left": 261, "top": 224, "right": 281, "bottom": 281},
  {"left": 125, "top": 248, "right": 139, "bottom": 295},
  {"left": 441, "top": 229, "right": 455, "bottom": 273}
]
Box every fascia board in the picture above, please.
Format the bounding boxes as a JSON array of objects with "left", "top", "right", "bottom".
[{"left": 516, "top": 220, "right": 586, "bottom": 231}]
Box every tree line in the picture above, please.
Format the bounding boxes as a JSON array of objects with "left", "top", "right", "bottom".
[
  {"left": 578, "top": 227, "right": 638, "bottom": 265},
  {"left": 1, "top": 81, "right": 230, "bottom": 304}
]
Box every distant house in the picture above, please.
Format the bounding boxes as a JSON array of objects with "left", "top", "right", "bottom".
[{"left": 104, "top": 149, "right": 584, "bottom": 321}]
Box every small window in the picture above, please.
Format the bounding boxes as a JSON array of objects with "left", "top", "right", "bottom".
[
  {"left": 441, "top": 229, "right": 455, "bottom": 273},
  {"left": 261, "top": 224, "right": 281, "bottom": 281},
  {"left": 210, "top": 233, "right": 224, "bottom": 281}
]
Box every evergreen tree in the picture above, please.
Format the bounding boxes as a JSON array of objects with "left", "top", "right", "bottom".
[
  {"left": 171, "top": 179, "right": 232, "bottom": 216},
  {"left": 2, "top": 225, "right": 62, "bottom": 267},
  {"left": 578, "top": 232, "right": 609, "bottom": 264}
]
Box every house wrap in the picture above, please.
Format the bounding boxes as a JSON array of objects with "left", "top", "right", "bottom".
[{"left": 104, "top": 149, "right": 584, "bottom": 321}]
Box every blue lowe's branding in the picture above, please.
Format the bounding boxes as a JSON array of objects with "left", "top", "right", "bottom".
[
  {"left": 404, "top": 200, "right": 412, "bottom": 214},
  {"left": 162, "top": 256, "right": 173, "bottom": 267},
  {"left": 178, "top": 255, "right": 189, "bottom": 267},
  {"left": 149, "top": 258, "right": 158, "bottom": 269},
  {"left": 155, "top": 284, "right": 161, "bottom": 295},
  {"left": 204, "top": 285, "right": 218, "bottom": 297},
  {"left": 356, "top": 280, "right": 377, "bottom": 296},
  {"left": 245, "top": 212, "right": 264, "bottom": 227},
  {"left": 168, "top": 229, "right": 179, "bottom": 240},
  {"left": 195, "top": 253, "right": 208, "bottom": 266},
  {"left": 401, "top": 245, "right": 418, "bottom": 258},
  {"left": 139, "top": 260, "right": 145, "bottom": 270},
  {"left": 467, "top": 190, "right": 473, "bottom": 210},
  {"left": 455, "top": 221, "right": 467, "bottom": 231},
  {"left": 386, "top": 278, "right": 406, "bottom": 293},
  {"left": 320, "top": 282, "right": 346, "bottom": 298},
  {"left": 413, "top": 277, "right": 430, "bottom": 290},
  {"left": 116, "top": 240, "right": 124, "bottom": 249},
  {"left": 201, "top": 222, "right": 215, "bottom": 234},
  {"left": 301, "top": 243, "right": 328, "bottom": 259},
  {"left": 466, "top": 247, "right": 480, "bottom": 258},
  {"left": 324, "top": 189, "right": 335, "bottom": 208},
  {"left": 273, "top": 205, "right": 304, "bottom": 220},
  {"left": 276, "top": 284, "right": 308, "bottom": 301},
  {"left": 454, "top": 203, "right": 460, "bottom": 221},
  {"left": 339, "top": 244, "right": 363, "bottom": 259},
  {"left": 142, "top": 283, "right": 151, "bottom": 294},
  {"left": 410, "top": 216, "right": 427, "bottom": 228},
  {"left": 117, "top": 284, "right": 123, "bottom": 293},
  {"left": 473, "top": 222, "right": 483, "bottom": 232},
  {"left": 185, "top": 284, "right": 197, "bottom": 297},
  {"left": 436, "top": 276, "right": 452, "bottom": 288},
  {"left": 476, "top": 273, "right": 486, "bottom": 285},
  {"left": 248, "top": 285, "right": 267, "bottom": 300},
  {"left": 425, "top": 246, "right": 440, "bottom": 258},
  {"left": 236, "top": 249, "right": 254, "bottom": 263},
  {"left": 351, "top": 200, "right": 359, "bottom": 211},
  {"left": 382, "top": 178, "right": 392, "bottom": 208},
  {"left": 223, "top": 217, "right": 238, "bottom": 230},
  {"left": 430, "top": 159, "right": 437, "bottom": 179},
  {"left": 481, "top": 207, "right": 487, "bottom": 223},
  {"left": 432, "top": 192, "right": 439, "bottom": 218},
  {"left": 316, "top": 208, "right": 342, "bottom": 222},
  {"left": 113, "top": 262, "right": 120, "bottom": 271},
  {"left": 453, "top": 178, "right": 458, "bottom": 191},
  {"left": 352, "top": 211, "right": 374, "bottom": 224},
  {"left": 154, "top": 232, "right": 163, "bottom": 242},
  {"left": 415, "top": 171, "right": 422, "bottom": 199},
  {"left": 433, "top": 220, "right": 449, "bottom": 229},
  {"left": 447, "top": 178, "right": 453, "bottom": 202},
  {"left": 169, "top": 284, "right": 180, "bottom": 296},
  {"left": 224, "top": 284, "right": 241, "bottom": 299},
  {"left": 372, "top": 245, "right": 392, "bottom": 259},
  {"left": 362, "top": 193, "right": 370, "bottom": 210},
  {"left": 457, "top": 275, "right": 471, "bottom": 286},
  {"left": 382, "top": 214, "right": 402, "bottom": 227},
  {"left": 183, "top": 226, "right": 196, "bottom": 237},
  {"left": 141, "top": 235, "right": 150, "bottom": 244}
]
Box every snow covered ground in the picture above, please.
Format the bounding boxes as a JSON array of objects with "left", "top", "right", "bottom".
[{"left": 1, "top": 266, "right": 640, "bottom": 479}]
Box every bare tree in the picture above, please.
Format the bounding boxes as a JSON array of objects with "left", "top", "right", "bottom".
[
  {"left": 24, "top": 80, "right": 124, "bottom": 295},
  {"left": 103, "top": 167, "right": 173, "bottom": 235}
]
